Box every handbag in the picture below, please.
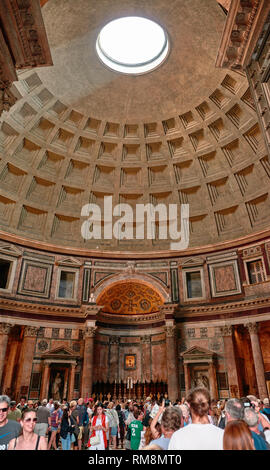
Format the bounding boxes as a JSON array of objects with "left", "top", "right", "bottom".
[
  {"left": 90, "top": 434, "right": 100, "bottom": 446},
  {"left": 70, "top": 433, "right": 76, "bottom": 443}
]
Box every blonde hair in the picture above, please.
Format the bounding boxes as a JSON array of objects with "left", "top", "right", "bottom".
[{"left": 70, "top": 400, "right": 77, "bottom": 408}]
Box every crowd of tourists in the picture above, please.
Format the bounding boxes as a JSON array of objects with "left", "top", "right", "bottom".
[{"left": 0, "top": 389, "right": 270, "bottom": 450}]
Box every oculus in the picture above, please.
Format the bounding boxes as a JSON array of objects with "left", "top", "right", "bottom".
[{"left": 96, "top": 16, "right": 169, "bottom": 74}]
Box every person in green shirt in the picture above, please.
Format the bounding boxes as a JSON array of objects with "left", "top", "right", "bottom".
[
  {"left": 128, "top": 409, "right": 145, "bottom": 450},
  {"left": 7, "top": 401, "right": 21, "bottom": 422}
]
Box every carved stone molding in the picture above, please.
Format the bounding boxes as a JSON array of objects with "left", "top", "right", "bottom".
[
  {"left": 84, "top": 326, "right": 97, "bottom": 339},
  {"left": 24, "top": 325, "right": 38, "bottom": 337},
  {"left": 160, "top": 304, "right": 178, "bottom": 317},
  {"left": 245, "top": 322, "right": 259, "bottom": 335},
  {"left": 140, "top": 335, "right": 151, "bottom": 344},
  {"left": 0, "top": 322, "right": 12, "bottom": 335},
  {"left": 216, "top": 0, "right": 270, "bottom": 70},
  {"left": 220, "top": 325, "right": 233, "bottom": 336}
]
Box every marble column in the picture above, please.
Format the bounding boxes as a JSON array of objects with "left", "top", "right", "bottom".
[
  {"left": 81, "top": 326, "right": 96, "bottom": 398},
  {"left": 39, "top": 362, "right": 50, "bottom": 400},
  {"left": 183, "top": 362, "right": 191, "bottom": 395},
  {"left": 15, "top": 326, "right": 38, "bottom": 399},
  {"left": 0, "top": 322, "right": 12, "bottom": 390},
  {"left": 245, "top": 322, "right": 268, "bottom": 400},
  {"left": 141, "top": 335, "right": 151, "bottom": 384},
  {"left": 68, "top": 363, "right": 76, "bottom": 401},
  {"left": 109, "top": 336, "right": 120, "bottom": 384},
  {"left": 221, "top": 325, "right": 240, "bottom": 398},
  {"left": 208, "top": 362, "right": 218, "bottom": 400},
  {"left": 165, "top": 324, "right": 179, "bottom": 402}
]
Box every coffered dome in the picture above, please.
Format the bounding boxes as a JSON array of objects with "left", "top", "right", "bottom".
[{"left": 0, "top": 0, "right": 269, "bottom": 253}]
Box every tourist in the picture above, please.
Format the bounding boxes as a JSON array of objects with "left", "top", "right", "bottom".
[
  {"left": 59, "top": 406, "right": 76, "bottom": 450},
  {"left": 88, "top": 403, "right": 109, "bottom": 450},
  {"left": 168, "top": 388, "right": 224, "bottom": 450},
  {"left": 116, "top": 404, "right": 125, "bottom": 449},
  {"left": 243, "top": 407, "right": 270, "bottom": 450},
  {"left": 128, "top": 408, "right": 145, "bottom": 451},
  {"left": 77, "top": 398, "right": 87, "bottom": 450},
  {"left": 27, "top": 400, "right": 34, "bottom": 410},
  {"left": 224, "top": 398, "right": 244, "bottom": 423},
  {"left": 8, "top": 408, "right": 47, "bottom": 450},
  {"left": 46, "top": 398, "right": 54, "bottom": 413},
  {"left": 261, "top": 398, "right": 270, "bottom": 420},
  {"left": 16, "top": 396, "right": 27, "bottom": 411},
  {"left": 70, "top": 400, "right": 79, "bottom": 450},
  {"left": 35, "top": 399, "right": 51, "bottom": 437},
  {"left": 150, "top": 404, "right": 183, "bottom": 450},
  {"left": 0, "top": 395, "right": 21, "bottom": 450},
  {"left": 47, "top": 401, "right": 61, "bottom": 450},
  {"left": 107, "top": 402, "right": 119, "bottom": 450},
  {"left": 223, "top": 420, "right": 255, "bottom": 450},
  {"left": 140, "top": 417, "right": 161, "bottom": 449},
  {"left": 7, "top": 401, "right": 21, "bottom": 422},
  {"left": 179, "top": 403, "right": 190, "bottom": 426}
]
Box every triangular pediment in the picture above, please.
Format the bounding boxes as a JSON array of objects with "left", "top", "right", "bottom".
[
  {"left": 42, "top": 346, "right": 77, "bottom": 357},
  {"left": 57, "top": 256, "right": 82, "bottom": 267},
  {"left": 0, "top": 242, "right": 22, "bottom": 258},
  {"left": 181, "top": 257, "right": 205, "bottom": 267},
  {"left": 181, "top": 345, "right": 215, "bottom": 358}
]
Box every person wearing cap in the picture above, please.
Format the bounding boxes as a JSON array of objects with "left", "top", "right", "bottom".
[
  {"left": 35, "top": 399, "right": 51, "bottom": 437},
  {"left": 7, "top": 402, "right": 21, "bottom": 422}
]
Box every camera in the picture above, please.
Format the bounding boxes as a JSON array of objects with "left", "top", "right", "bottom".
[{"left": 164, "top": 399, "right": 171, "bottom": 407}]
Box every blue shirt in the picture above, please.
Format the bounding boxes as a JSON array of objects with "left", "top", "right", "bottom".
[
  {"left": 150, "top": 436, "right": 170, "bottom": 450},
  {"left": 251, "top": 431, "right": 269, "bottom": 450}
]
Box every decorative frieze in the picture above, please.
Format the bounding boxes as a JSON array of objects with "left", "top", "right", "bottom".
[{"left": 140, "top": 335, "right": 151, "bottom": 344}]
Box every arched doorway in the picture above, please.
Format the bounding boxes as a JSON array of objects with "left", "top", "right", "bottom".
[{"left": 91, "top": 279, "right": 169, "bottom": 400}]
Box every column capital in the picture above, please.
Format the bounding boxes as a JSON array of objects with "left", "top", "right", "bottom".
[
  {"left": 165, "top": 325, "right": 177, "bottom": 338},
  {"left": 0, "top": 322, "right": 12, "bottom": 335},
  {"left": 245, "top": 322, "right": 259, "bottom": 335},
  {"left": 109, "top": 336, "right": 120, "bottom": 345},
  {"left": 140, "top": 335, "right": 151, "bottom": 344},
  {"left": 220, "top": 325, "right": 233, "bottom": 337},
  {"left": 24, "top": 326, "right": 39, "bottom": 337},
  {"left": 84, "top": 326, "right": 97, "bottom": 338}
]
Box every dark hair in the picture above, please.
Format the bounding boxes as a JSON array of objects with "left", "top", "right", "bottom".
[
  {"left": 161, "top": 407, "right": 182, "bottom": 432},
  {"left": 94, "top": 402, "right": 105, "bottom": 416},
  {"left": 20, "top": 396, "right": 27, "bottom": 401},
  {"left": 223, "top": 420, "right": 254, "bottom": 450},
  {"left": 54, "top": 402, "right": 60, "bottom": 410},
  {"left": 21, "top": 408, "right": 37, "bottom": 421},
  {"left": 62, "top": 408, "right": 69, "bottom": 421},
  {"left": 187, "top": 388, "right": 210, "bottom": 417},
  {"left": 115, "top": 404, "right": 121, "bottom": 411}
]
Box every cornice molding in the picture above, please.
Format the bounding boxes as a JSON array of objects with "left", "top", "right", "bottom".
[
  {"left": 216, "top": 0, "right": 270, "bottom": 70},
  {"left": 2, "top": 227, "right": 270, "bottom": 259}
]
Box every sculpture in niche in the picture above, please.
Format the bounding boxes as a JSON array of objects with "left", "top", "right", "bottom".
[
  {"left": 51, "top": 372, "right": 62, "bottom": 401},
  {"left": 191, "top": 371, "right": 210, "bottom": 390}
]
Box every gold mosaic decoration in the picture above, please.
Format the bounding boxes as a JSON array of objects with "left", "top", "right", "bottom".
[{"left": 97, "top": 281, "right": 164, "bottom": 315}]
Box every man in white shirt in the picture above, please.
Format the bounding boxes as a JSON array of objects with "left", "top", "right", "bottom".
[{"left": 169, "top": 388, "right": 224, "bottom": 450}]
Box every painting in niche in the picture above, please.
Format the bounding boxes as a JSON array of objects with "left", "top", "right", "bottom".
[{"left": 124, "top": 354, "right": 136, "bottom": 370}]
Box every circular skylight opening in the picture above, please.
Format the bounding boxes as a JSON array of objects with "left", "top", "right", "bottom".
[{"left": 96, "top": 17, "right": 169, "bottom": 74}]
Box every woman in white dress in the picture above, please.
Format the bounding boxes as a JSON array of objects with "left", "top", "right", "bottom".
[{"left": 88, "top": 403, "right": 109, "bottom": 450}]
